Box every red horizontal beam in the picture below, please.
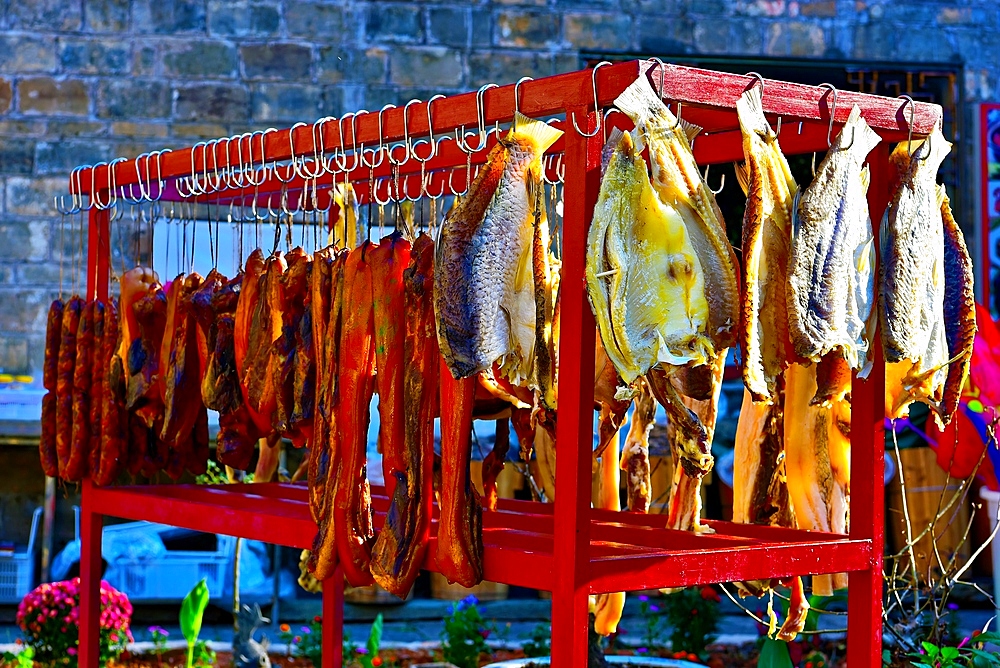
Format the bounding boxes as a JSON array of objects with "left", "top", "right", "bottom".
[
  {"left": 587, "top": 539, "right": 873, "bottom": 594},
  {"left": 72, "top": 59, "right": 941, "bottom": 199}
]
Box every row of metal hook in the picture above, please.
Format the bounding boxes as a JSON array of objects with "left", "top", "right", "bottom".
[{"left": 55, "top": 57, "right": 933, "bottom": 215}]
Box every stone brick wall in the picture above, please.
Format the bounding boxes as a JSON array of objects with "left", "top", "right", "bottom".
[{"left": 1, "top": 0, "right": 999, "bottom": 382}]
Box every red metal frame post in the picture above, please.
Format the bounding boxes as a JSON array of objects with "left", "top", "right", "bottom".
[
  {"left": 321, "top": 568, "right": 344, "bottom": 668},
  {"left": 550, "top": 108, "right": 600, "bottom": 667},
  {"left": 80, "top": 203, "right": 111, "bottom": 668},
  {"left": 847, "top": 142, "right": 889, "bottom": 666}
]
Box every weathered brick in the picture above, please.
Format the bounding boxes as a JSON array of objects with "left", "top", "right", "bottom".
[
  {"left": 681, "top": 0, "right": 730, "bottom": 15},
  {"left": 938, "top": 6, "right": 980, "bottom": 25},
  {"left": 317, "top": 47, "right": 388, "bottom": 85},
  {"left": 251, "top": 83, "right": 327, "bottom": 123},
  {"left": 96, "top": 80, "right": 171, "bottom": 120},
  {"left": 495, "top": 10, "right": 561, "bottom": 48},
  {"left": 471, "top": 8, "right": 492, "bottom": 47},
  {"left": 0, "top": 221, "right": 48, "bottom": 261},
  {"left": 35, "top": 140, "right": 113, "bottom": 175},
  {"left": 638, "top": 15, "right": 695, "bottom": 54},
  {"left": 0, "top": 290, "right": 54, "bottom": 334},
  {"left": 0, "top": 35, "right": 58, "bottom": 74},
  {"left": 0, "top": 121, "right": 47, "bottom": 137},
  {"left": 491, "top": 0, "right": 547, "bottom": 6},
  {"left": 620, "top": 0, "right": 679, "bottom": 11},
  {"left": 555, "top": 0, "right": 619, "bottom": 8},
  {"left": 0, "top": 267, "right": 15, "bottom": 288},
  {"left": 162, "top": 41, "right": 240, "bottom": 78},
  {"left": 9, "top": 0, "right": 82, "bottom": 31},
  {"left": 111, "top": 121, "right": 169, "bottom": 138},
  {"left": 468, "top": 51, "right": 552, "bottom": 89},
  {"left": 175, "top": 84, "right": 251, "bottom": 123},
  {"left": 84, "top": 0, "right": 130, "bottom": 32},
  {"left": 0, "top": 336, "right": 30, "bottom": 372},
  {"left": 241, "top": 44, "right": 313, "bottom": 81},
  {"left": 389, "top": 47, "right": 463, "bottom": 88},
  {"left": 366, "top": 4, "right": 425, "bottom": 44},
  {"left": 694, "top": 21, "right": 732, "bottom": 54},
  {"left": 363, "top": 85, "right": 457, "bottom": 114},
  {"left": 765, "top": 21, "right": 826, "bottom": 57},
  {"left": 0, "top": 80, "right": 11, "bottom": 115},
  {"left": 0, "top": 138, "right": 35, "bottom": 175},
  {"left": 15, "top": 263, "right": 63, "bottom": 286},
  {"left": 50, "top": 122, "right": 108, "bottom": 138},
  {"left": 132, "top": 0, "right": 206, "bottom": 34},
  {"left": 429, "top": 7, "right": 469, "bottom": 47},
  {"left": 208, "top": 0, "right": 281, "bottom": 37},
  {"left": 18, "top": 78, "right": 90, "bottom": 116},
  {"left": 170, "top": 122, "right": 230, "bottom": 139},
  {"left": 6, "top": 177, "right": 67, "bottom": 217},
  {"left": 58, "top": 38, "right": 131, "bottom": 75},
  {"left": 323, "top": 84, "right": 366, "bottom": 118},
  {"left": 134, "top": 46, "right": 157, "bottom": 77},
  {"left": 730, "top": 18, "right": 765, "bottom": 54},
  {"left": 564, "top": 12, "right": 633, "bottom": 51},
  {"left": 801, "top": 0, "right": 837, "bottom": 17},
  {"left": 285, "top": 2, "right": 354, "bottom": 42}
]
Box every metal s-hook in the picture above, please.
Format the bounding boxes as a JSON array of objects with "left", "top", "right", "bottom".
[
  {"left": 457, "top": 84, "right": 496, "bottom": 153},
  {"left": 703, "top": 164, "right": 725, "bottom": 195},
  {"left": 570, "top": 61, "right": 611, "bottom": 137},
  {"left": 413, "top": 95, "right": 445, "bottom": 163},
  {"left": 818, "top": 83, "right": 839, "bottom": 148},
  {"left": 513, "top": 76, "right": 533, "bottom": 130},
  {"left": 648, "top": 56, "right": 667, "bottom": 99},
  {"left": 744, "top": 71, "right": 765, "bottom": 93},
  {"left": 897, "top": 94, "right": 929, "bottom": 160},
  {"left": 402, "top": 98, "right": 422, "bottom": 162}
]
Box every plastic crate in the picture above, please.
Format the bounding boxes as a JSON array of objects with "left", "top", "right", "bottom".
[
  {"left": 0, "top": 508, "right": 42, "bottom": 603},
  {"left": 101, "top": 522, "right": 235, "bottom": 602}
]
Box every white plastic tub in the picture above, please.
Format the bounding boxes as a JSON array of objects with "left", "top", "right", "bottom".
[{"left": 979, "top": 486, "right": 1000, "bottom": 611}]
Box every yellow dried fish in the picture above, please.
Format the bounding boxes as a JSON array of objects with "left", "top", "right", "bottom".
[
  {"left": 614, "top": 74, "right": 741, "bottom": 359},
  {"left": 435, "top": 112, "right": 562, "bottom": 379},
  {"left": 586, "top": 128, "right": 710, "bottom": 384},
  {"left": 880, "top": 126, "right": 952, "bottom": 420},
  {"left": 784, "top": 361, "right": 850, "bottom": 596},
  {"left": 735, "top": 85, "right": 797, "bottom": 403}
]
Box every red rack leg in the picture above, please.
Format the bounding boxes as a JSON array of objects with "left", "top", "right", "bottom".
[
  {"left": 87, "top": 205, "right": 111, "bottom": 302},
  {"left": 550, "top": 108, "right": 600, "bottom": 667},
  {"left": 847, "top": 141, "right": 889, "bottom": 666},
  {"left": 321, "top": 568, "right": 344, "bottom": 668},
  {"left": 79, "top": 479, "right": 104, "bottom": 668}
]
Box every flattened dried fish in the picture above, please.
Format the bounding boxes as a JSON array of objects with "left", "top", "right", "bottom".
[
  {"left": 789, "top": 105, "right": 879, "bottom": 387},
  {"left": 939, "top": 186, "right": 976, "bottom": 424},
  {"left": 735, "top": 85, "right": 797, "bottom": 402},
  {"left": 615, "top": 74, "right": 741, "bottom": 360},
  {"left": 881, "top": 128, "right": 949, "bottom": 419},
  {"left": 435, "top": 112, "right": 562, "bottom": 379},
  {"left": 587, "top": 129, "right": 711, "bottom": 384}
]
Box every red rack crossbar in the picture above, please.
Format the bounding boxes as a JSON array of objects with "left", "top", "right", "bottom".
[{"left": 75, "top": 59, "right": 917, "bottom": 667}]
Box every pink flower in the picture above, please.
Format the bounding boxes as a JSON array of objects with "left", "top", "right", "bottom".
[{"left": 67, "top": 648, "right": 77, "bottom": 656}]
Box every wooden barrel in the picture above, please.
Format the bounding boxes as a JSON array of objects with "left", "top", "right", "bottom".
[
  {"left": 343, "top": 582, "right": 412, "bottom": 604},
  {"left": 887, "top": 446, "right": 971, "bottom": 581},
  {"left": 427, "top": 460, "right": 520, "bottom": 601}
]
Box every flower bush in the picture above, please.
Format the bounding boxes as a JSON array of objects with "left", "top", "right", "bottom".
[
  {"left": 662, "top": 586, "right": 721, "bottom": 660},
  {"left": 16, "top": 578, "right": 133, "bottom": 665},
  {"left": 441, "top": 595, "right": 491, "bottom": 668}
]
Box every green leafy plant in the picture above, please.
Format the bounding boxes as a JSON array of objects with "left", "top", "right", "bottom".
[
  {"left": 354, "top": 613, "right": 384, "bottom": 668},
  {"left": 180, "top": 579, "right": 210, "bottom": 668},
  {"left": 2, "top": 644, "right": 35, "bottom": 668},
  {"left": 192, "top": 639, "right": 216, "bottom": 667},
  {"left": 662, "top": 586, "right": 721, "bottom": 658},
  {"left": 149, "top": 625, "right": 170, "bottom": 663},
  {"left": 522, "top": 623, "right": 551, "bottom": 658},
  {"left": 909, "top": 633, "right": 1000, "bottom": 668},
  {"left": 636, "top": 594, "right": 665, "bottom": 651},
  {"left": 759, "top": 637, "right": 794, "bottom": 668},
  {"left": 281, "top": 614, "right": 383, "bottom": 667},
  {"left": 15, "top": 577, "right": 132, "bottom": 665},
  {"left": 441, "top": 595, "right": 491, "bottom": 668}
]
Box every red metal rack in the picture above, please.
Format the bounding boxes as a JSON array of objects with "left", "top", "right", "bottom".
[{"left": 69, "top": 59, "right": 941, "bottom": 667}]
